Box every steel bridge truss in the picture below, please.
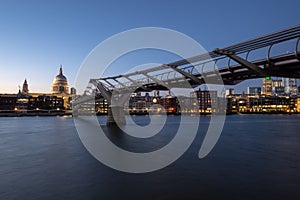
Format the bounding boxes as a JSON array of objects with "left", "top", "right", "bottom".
[
  {"left": 83, "top": 25, "right": 300, "bottom": 99},
  {"left": 72, "top": 25, "right": 300, "bottom": 116}
]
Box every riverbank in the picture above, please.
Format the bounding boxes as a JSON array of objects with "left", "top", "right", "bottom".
[
  {"left": 0, "top": 111, "right": 72, "bottom": 117},
  {"left": 1, "top": 111, "right": 299, "bottom": 117}
]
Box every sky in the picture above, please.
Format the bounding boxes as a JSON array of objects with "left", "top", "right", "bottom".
[{"left": 0, "top": 0, "right": 299, "bottom": 94}]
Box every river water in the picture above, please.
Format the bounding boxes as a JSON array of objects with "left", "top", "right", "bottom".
[{"left": 0, "top": 115, "right": 299, "bottom": 199}]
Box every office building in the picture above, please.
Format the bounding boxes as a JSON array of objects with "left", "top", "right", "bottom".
[
  {"left": 262, "top": 77, "right": 272, "bottom": 96},
  {"left": 247, "top": 87, "right": 261, "bottom": 95}
]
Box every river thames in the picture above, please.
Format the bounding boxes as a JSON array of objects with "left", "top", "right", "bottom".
[{"left": 0, "top": 115, "right": 299, "bottom": 199}]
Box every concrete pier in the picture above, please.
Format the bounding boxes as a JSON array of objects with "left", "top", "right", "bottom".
[{"left": 106, "top": 106, "right": 126, "bottom": 126}]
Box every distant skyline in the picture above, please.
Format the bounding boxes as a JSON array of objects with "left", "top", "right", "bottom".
[{"left": 0, "top": 0, "right": 300, "bottom": 94}]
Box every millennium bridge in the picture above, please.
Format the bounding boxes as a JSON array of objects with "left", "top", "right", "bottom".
[{"left": 73, "top": 25, "right": 300, "bottom": 126}]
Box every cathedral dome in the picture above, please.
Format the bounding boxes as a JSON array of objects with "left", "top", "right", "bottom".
[
  {"left": 54, "top": 74, "right": 68, "bottom": 84},
  {"left": 51, "top": 66, "right": 70, "bottom": 94}
]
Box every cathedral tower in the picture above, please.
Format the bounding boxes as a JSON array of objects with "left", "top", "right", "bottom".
[{"left": 22, "top": 79, "right": 29, "bottom": 94}]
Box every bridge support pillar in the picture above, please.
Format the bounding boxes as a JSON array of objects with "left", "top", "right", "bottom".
[{"left": 107, "top": 106, "right": 126, "bottom": 126}]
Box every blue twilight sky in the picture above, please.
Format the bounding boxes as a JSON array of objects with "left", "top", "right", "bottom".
[{"left": 0, "top": 0, "right": 299, "bottom": 94}]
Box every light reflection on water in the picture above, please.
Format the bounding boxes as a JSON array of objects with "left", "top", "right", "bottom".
[{"left": 0, "top": 115, "right": 299, "bottom": 199}]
